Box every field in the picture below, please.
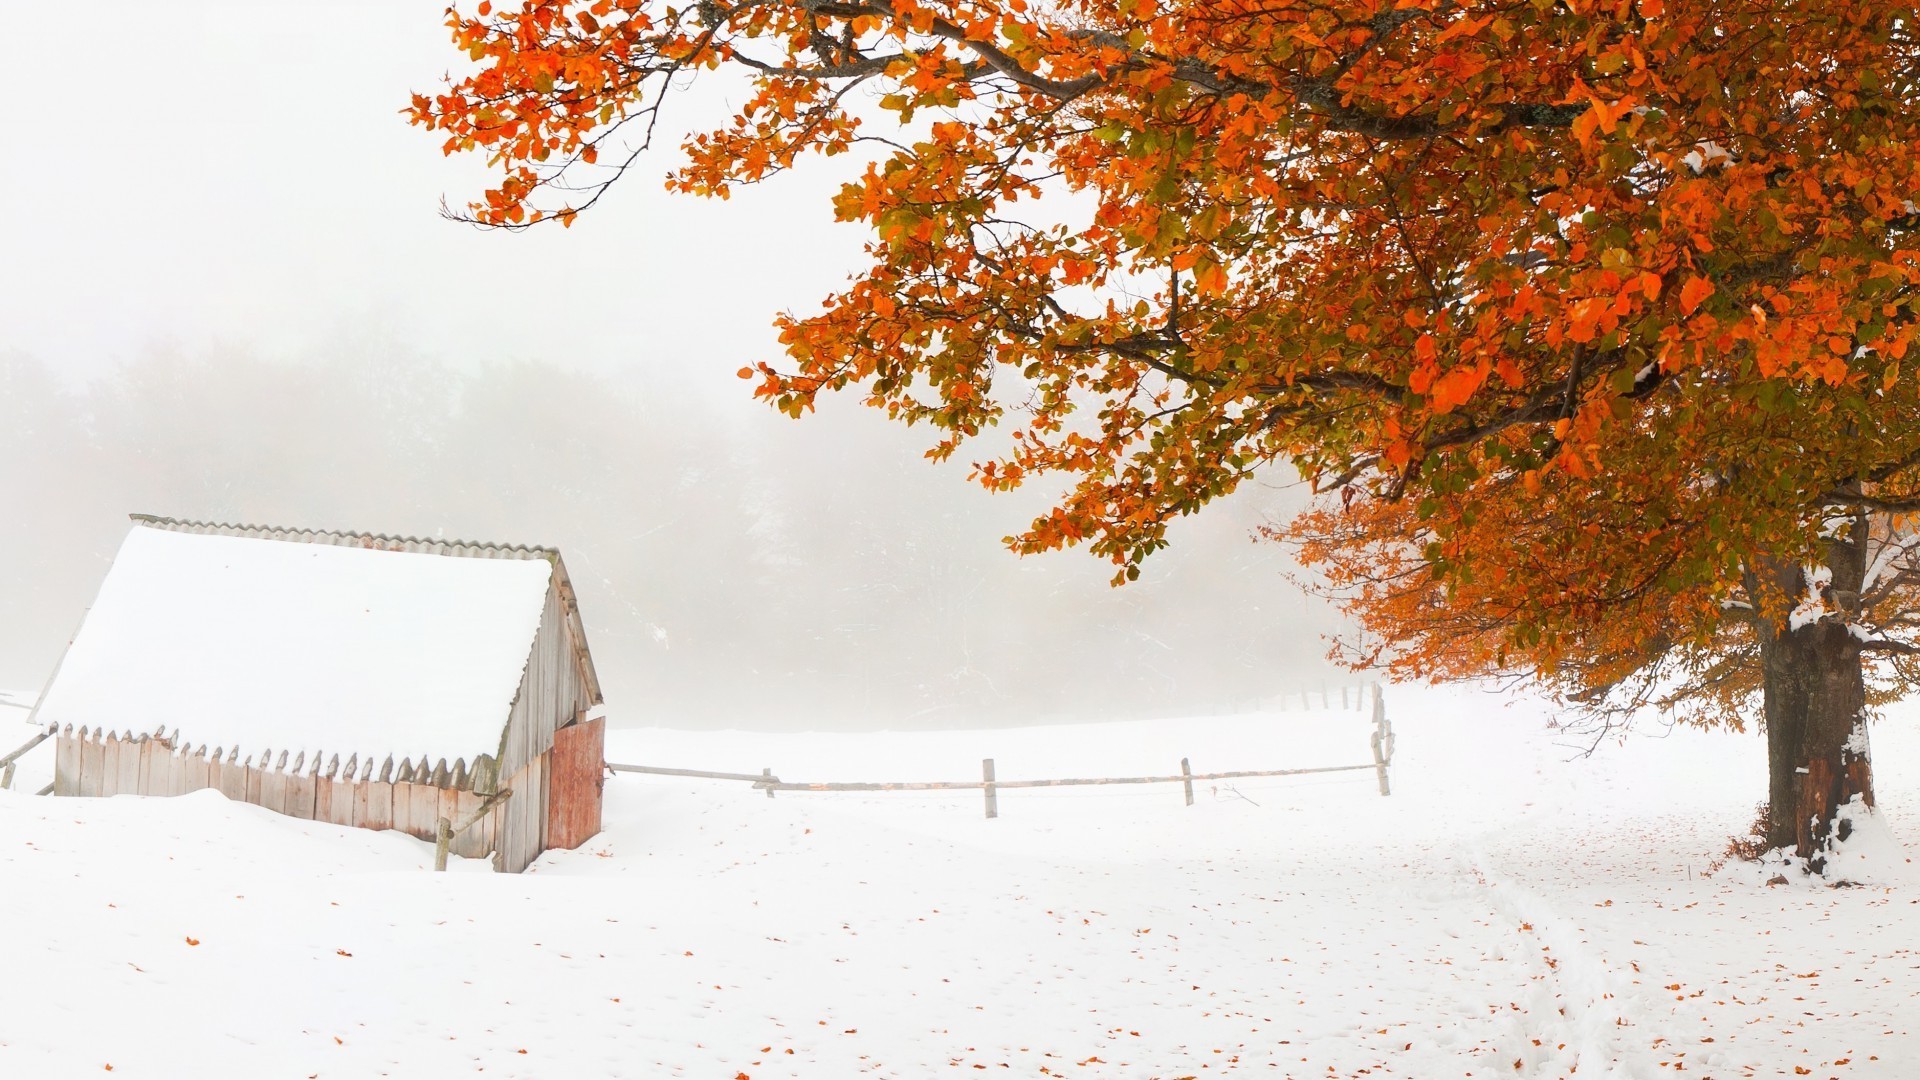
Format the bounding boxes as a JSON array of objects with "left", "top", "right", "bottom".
[{"left": 3, "top": 684, "right": 1917, "bottom": 1078}]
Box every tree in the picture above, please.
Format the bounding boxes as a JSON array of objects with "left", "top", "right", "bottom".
[{"left": 412, "top": 1, "right": 1920, "bottom": 873}]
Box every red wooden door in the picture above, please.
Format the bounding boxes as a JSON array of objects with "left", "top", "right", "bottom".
[{"left": 546, "top": 715, "right": 605, "bottom": 849}]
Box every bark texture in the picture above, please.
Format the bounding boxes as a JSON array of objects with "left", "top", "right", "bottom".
[{"left": 1750, "top": 530, "right": 1876, "bottom": 873}]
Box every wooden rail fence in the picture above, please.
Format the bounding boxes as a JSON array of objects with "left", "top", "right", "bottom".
[
  {"left": 610, "top": 687, "right": 1395, "bottom": 819},
  {"left": 0, "top": 729, "right": 51, "bottom": 791}
]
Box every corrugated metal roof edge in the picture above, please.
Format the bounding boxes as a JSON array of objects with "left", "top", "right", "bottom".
[
  {"left": 128, "top": 514, "right": 605, "bottom": 708},
  {"left": 128, "top": 514, "right": 561, "bottom": 560}
]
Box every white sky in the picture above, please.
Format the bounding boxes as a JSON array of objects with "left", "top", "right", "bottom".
[{"left": 0, "top": 0, "right": 863, "bottom": 397}]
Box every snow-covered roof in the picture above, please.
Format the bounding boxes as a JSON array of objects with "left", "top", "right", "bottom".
[
  {"left": 1, "top": 689, "right": 36, "bottom": 719},
  {"left": 33, "top": 524, "right": 558, "bottom": 764}
]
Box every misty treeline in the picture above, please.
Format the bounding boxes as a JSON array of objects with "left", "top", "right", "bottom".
[{"left": 1, "top": 342, "right": 1338, "bottom": 729}]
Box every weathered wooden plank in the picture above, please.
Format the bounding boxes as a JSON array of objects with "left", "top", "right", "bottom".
[
  {"left": 389, "top": 781, "right": 415, "bottom": 837},
  {"left": 246, "top": 752, "right": 268, "bottom": 807},
  {"left": 444, "top": 789, "right": 481, "bottom": 859},
  {"left": 99, "top": 734, "right": 121, "bottom": 796},
  {"left": 546, "top": 716, "right": 605, "bottom": 850},
  {"left": 217, "top": 749, "right": 250, "bottom": 802},
  {"left": 156, "top": 743, "right": 181, "bottom": 796},
  {"left": 313, "top": 775, "right": 334, "bottom": 825},
  {"left": 54, "top": 731, "right": 80, "bottom": 796},
  {"left": 152, "top": 743, "right": 168, "bottom": 796},
  {"left": 495, "top": 758, "right": 539, "bottom": 874},
  {"left": 78, "top": 731, "right": 105, "bottom": 797},
  {"left": 471, "top": 754, "right": 498, "bottom": 795},
  {"left": 516, "top": 769, "right": 535, "bottom": 874},
  {"left": 409, "top": 781, "right": 441, "bottom": 842},
  {"left": 387, "top": 780, "right": 414, "bottom": 841},
  {"left": 335, "top": 779, "right": 360, "bottom": 827},
  {"left": 140, "top": 737, "right": 166, "bottom": 795},
  {"left": 335, "top": 777, "right": 359, "bottom": 829},
  {"left": 104, "top": 732, "right": 123, "bottom": 793},
  {"left": 170, "top": 743, "right": 190, "bottom": 796},
  {"left": 535, "top": 753, "right": 549, "bottom": 863},
  {"left": 118, "top": 739, "right": 145, "bottom": 797},
  {"left": 183, "top": 747, "right": 211, "bottom": 795},
  {"left": 358, "top": 780, "right": 392, "bottom": 832},
  {"left": 108, "top": 733, "right": 126, "bottom": 793},
  {"left": 166, "top": 740, "right": 187, "bottom": 795},
  {"left": 284, "top": 755, "right": 317, "bottom": 820},
  {"left": 267, "top": 750, "right": 291, "bottom": 812}
]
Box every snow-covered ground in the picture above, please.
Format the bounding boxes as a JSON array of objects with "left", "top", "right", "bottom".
[{"left": 2, "top": 684, "right": 1918, "bottom": 1078}]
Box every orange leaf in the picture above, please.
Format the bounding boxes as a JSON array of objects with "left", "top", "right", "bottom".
[{"left": 1678, "top": 276, "right": 1713, "bottom": 315}]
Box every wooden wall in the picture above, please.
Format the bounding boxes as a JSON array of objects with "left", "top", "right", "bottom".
[
  {"left": 490, "top": 577, "right": 598, "bottom": 872},
  {"left": 495, "top": 754, "right": 550, "bottom": 874},
  {"left": 52, "top": 727, "right": 499, "bottom": 860}
]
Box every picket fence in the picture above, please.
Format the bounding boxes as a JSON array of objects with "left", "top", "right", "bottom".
[{"left": 48, "top": 724, "right": 503, "bottom": 860}]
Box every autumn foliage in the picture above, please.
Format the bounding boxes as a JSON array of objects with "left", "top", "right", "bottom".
[{"left": 415, "top": 2, "right": 1920, "bottom": 861}]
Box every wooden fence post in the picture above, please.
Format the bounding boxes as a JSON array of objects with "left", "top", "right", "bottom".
[
  {"left": 763, "top": 767, "right": 775, "bottom": 799},
  {"left": 1370, "top": 685, "right": 1393, "bottom": 796},
  {"left": 982, "top": 758, "right": 998, "bottom": 819},
  {"left": 433, "top": 816, "right": 453, "bottom": 871},
  {"left": 1180, "top": 758, "right": 1194, "bottom": 806}
]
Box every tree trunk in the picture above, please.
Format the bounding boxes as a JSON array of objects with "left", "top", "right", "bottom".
[
  {"left": 1750, "top": 542, "right": 1876, "bottom": 874},
  {"left": 1757, "top": 618, "right": 1874, "bottom": 869}
]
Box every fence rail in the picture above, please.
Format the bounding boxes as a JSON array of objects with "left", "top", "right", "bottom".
[
  {"left": 607, "top": 763, "right": 774, "bottom": 784},
  {"left": 0, "top": 729, "right": 52, "bottom": 791},
  {"left": 608, "top": 686, "right": 1394, "bottom": 818}
]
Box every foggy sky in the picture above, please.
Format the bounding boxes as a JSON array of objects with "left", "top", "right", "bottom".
[{"left": 0, "top": 0, "right": 1348, "bottom": 729}]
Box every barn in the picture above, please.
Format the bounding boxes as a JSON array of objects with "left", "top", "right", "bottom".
[{"left": 32, "top": 515, "right": 606, "bottom": 873}]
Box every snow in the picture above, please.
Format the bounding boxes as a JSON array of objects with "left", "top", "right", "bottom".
[
  {"left": 1846, "top": 720, "right": 1873, "bottom": 756},
  {"left": 1681, "top": 141, "right": 1733, "bottom": 173},
  {"left": 1862, "top": 527, "right": 1920, "bottom": 593},
  {"left": 4, "top": 684, "right": 1920, "bottom": 1077},
  {"left": 1790, "top": 565, "right": 1833, "bottom": 631},
  {"left": 30, "top": 526, "right": 553, "bottom": 764},
  {"left": 0, "top": 688, "right": 35, "bottom": 718}
]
